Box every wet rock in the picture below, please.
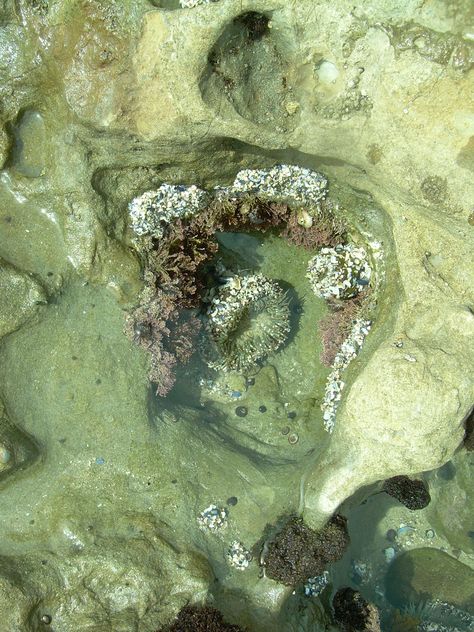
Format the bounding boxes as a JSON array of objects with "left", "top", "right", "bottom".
[
  {"left": 382, "top": 475, "right": 431, "bottom": 510},
  {"left": 265, "top": 515, "right": 349, "bottom": 585},
  {"left": 0, "top": 573, "right": 32, "bottom": 630},
  {"left": 0, "top": 404, "right": 40, "bottom": 481},
  {"left": 0, "top": 0, "right": 472, "bottom": 628},
  {"left": 0, "top": 126, "right": 9, "bottom": 168},
  {"left": 0, "top": 262, "right": 45, "bottom": 338},
  {"left": 8, "top": 110, "right": 47, "bottom": 178},
  {"left": 385, "top": 548, "right": 474, "bottom": 611},
  {"left": 332, "top": 588, "right": 381, "bottom": 632},
  {"left": 426, "top": 450, "right": 474, "bottom": 553}
]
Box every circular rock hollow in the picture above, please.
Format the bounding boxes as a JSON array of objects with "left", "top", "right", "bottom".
[
  {"left": 200, "top": 11, "right": 293, "bottom": 129},
  {"left": 127, "top": 166, "right": 380, "bottom": 470},
  {"left": 0, "top": 1, "right": 472, "bottom": 629}
]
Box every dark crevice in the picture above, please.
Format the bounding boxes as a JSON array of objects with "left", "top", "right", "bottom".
[{"left": 200, "top": 11, "right": 290, "bottom": 128}]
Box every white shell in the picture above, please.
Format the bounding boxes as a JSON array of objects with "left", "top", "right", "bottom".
[{"left": 297, "top": 209, "right": 313, "bottom": 228}]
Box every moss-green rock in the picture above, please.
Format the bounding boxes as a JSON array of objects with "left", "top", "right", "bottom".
[
  {"left": 385, "top": 548, "right": 474, "bottom": 610},
  {"left": 0, "top": 0, "right": 472, "bottom": 629},
  {"left": 0, "top": 262, "right": 45, "bottom": 338}
]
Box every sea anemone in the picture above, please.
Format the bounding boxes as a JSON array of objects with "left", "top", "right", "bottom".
[
  {"left": 401, "top": 599, "right": 474, "bottom": 632},
  {"left": 204, "top": 274, "right": 291, "bottom": 372}
]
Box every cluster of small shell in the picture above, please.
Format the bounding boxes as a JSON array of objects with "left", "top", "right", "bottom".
[
  {"left": 197, "top": 504, "right": 228, "bottom": 531},
  {"left": 179, "top": 0, "right": 218, "bottom": 7},
  {"left": 219, "top": 164, "right": 328, "bottom": 207},
  {"left": 226, "top": 541, "right": 252, "bottom": 570},
  {"left": 128, "top": 165, "right": 328, "bottom": 240},
  {"left": 197, "top": 508, "right": 252, "bottom": 571},
  {"left": 128, "top": 184, "right": 208, "bottom": 239},
  {"left": 205, "top": 274, "right": 290, "bottom": 373},
  {"left": 322, "top": 319, "right": 372, "bottom": 432},
  {"left": 306, "top": 244, "right": 371, "bottom": 300},
  {"left": 304, "top": 571, "right": 330, "bottom": 597},
  {"left": 306, "top": 241, "right": 380, "bottom": 432}
]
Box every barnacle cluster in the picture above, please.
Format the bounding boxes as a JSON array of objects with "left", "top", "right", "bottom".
[
  {"left": 128, "top": 184, "right": 209, "bottom": 239},
  {"left": 204, "top": 274, "right": 291, "bottom": 373},
  {"left": 321, "top": 319, "right": 372, "bottom": 432},
  {"left": 306, "top": 244, "right": 371, "bottom": 300},
  {"left": 306, "top": 243, "right": 375, "bottom": 432},
  {"left": 304, "top": 571, "right": 330, "bottom": 597},
  {"left": 222, "top": 164, "right": 328, "bottom": 206},
  {"left": 226, "top": 541, "right": 252, "bottom": 570},
  {"left": 197, "top": 504, "right": 228, "bottom": 531}
]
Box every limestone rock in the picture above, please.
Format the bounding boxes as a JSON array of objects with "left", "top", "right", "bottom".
[
  {"left": 0, "top": 0, "right": 472, "bottom": 630},
  {"left": 0, "top": 263, "right": 45, "bottom": 338}
]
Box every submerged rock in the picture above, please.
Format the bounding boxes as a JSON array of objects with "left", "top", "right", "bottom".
[{"left": 385, "top": 548, "right": 474, "bottom": 611}]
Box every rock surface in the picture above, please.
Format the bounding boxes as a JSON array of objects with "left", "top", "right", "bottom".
[
  {"left": 385, "top": 548, "right": 474, "bottom": 610},
  {"left": 0, "top": 262, "right": 45, "bottom": 338},
  {"left": 0, "top": 0, "right": 472, "bottom": 630}
]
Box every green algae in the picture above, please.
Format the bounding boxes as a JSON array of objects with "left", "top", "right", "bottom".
[
  {"left": 0, "top": 0, "right": 471, "bottom": 628},
  {"left": 0, "top": 267, "right": 331, "bottom": 630},
  {"left": 0, "top": 172, "right": 68, "bottom": 291},
  {"left": 0, "top": 261, "right": 45, "bottom": 338}
]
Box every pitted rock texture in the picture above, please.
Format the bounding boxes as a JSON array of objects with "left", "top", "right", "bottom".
[{"left": 0, "top": 0, "right": 473, "bottom": 630}]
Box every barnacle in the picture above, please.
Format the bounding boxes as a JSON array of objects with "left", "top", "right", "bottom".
[
  {"left": 204, "top": 273, "right": 291, "bottom": 372},
  {"left": 306, "top": 244, "right": 371, "bottom": 300}
]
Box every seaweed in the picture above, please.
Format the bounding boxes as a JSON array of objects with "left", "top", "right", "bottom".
[
  {"left": 264, "top": 514, "right": 349, "bottom": 585},
  {"left": 157, "top": 604, "right": 245, "bottom": 632},
  {"left": 318, "top": 295, "right": 364, "bottom": 367},
  {"left": 383, "top": 475, "right": 431, "bottom": 510},
  {"left": 332, "top": 588, "right": 381, "bottom": 631}
]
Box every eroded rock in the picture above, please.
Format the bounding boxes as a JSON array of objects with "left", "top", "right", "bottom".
[{"left": 0, "top": 262, "right": 45, "bottom": 338}]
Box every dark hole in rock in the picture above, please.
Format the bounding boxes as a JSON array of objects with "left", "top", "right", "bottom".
[
  {"left": 463, "top": 407, "right": 474, "bottom": 451},
  {"left": 234, "top": 11, "right": 270, "bottom": 42},
  {"left": 200, "top": 10, "right": 289, "bottom": 127}
]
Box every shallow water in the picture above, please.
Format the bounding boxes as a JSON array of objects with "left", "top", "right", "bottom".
[{"left": 1, "top": 218, "right": 472, "bottom": 630}]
